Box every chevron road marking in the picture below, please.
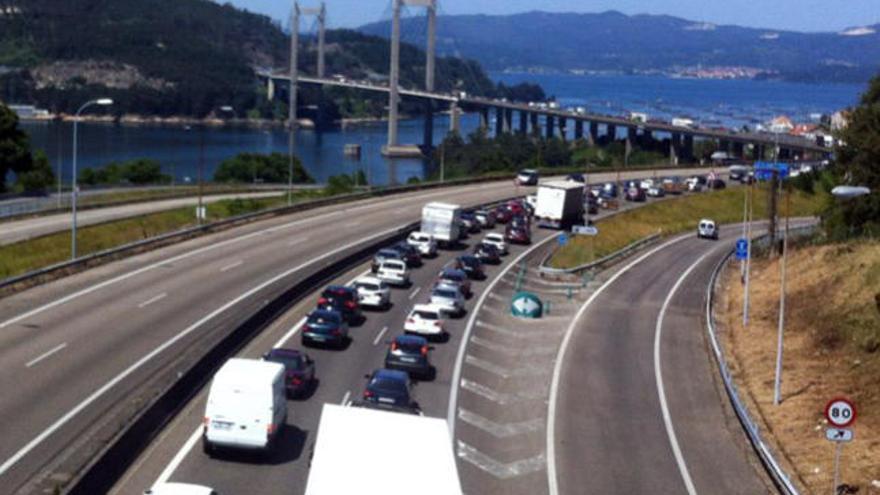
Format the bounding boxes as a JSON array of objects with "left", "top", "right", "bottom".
[
  {"left": 458, "top": 408, "right": 544, "bottom": 438},
  {"left": 460, "top": 379, "right": 545, "bottom": 404},
  {"left": 457, "top": 441, "right": 546, "bottom": 479},
  {"left": 465, "top": 354, "right": 551, "bottom": 379},
  {"left": 469, "top": 336, "right": 557, "bottom": 356}
]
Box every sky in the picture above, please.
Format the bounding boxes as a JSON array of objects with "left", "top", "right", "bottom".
[{"left": 224, "top": 0, "right": 880, "bottom": 32}]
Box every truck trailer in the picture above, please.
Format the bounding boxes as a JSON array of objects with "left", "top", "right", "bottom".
[
  {"left": 421, "top": 202, "right": 462, "bottom": 248},
  {"left": 534, "top": 181, "right": 585, "bottom": 229}
]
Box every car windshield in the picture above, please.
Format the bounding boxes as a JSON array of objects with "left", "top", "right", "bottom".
[
  {"left": 357, "top": 282, "right": 380, "bottom": 291},
  {"left": 434, "top": 289, "right": 458, "bottom": 299},
  {"left": 267, "top": 353, "right": 305, "bottom": 370},
  {"left": 396, "top": 340, "right": 424, "bottom": 353},
  {"left": 384, "top": 261, "right": 405, "bottom": 270}
]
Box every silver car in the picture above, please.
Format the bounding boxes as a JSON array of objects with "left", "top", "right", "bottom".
[
  {"left": 430, "top": 285, "right": 466, "bottom": 317},
  {"left": 353, "top": 277, "right": 391, "bottom": 310}
]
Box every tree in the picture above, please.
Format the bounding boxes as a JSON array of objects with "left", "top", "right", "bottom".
[
  {"left": 214, "top": 153, "right": 313, "bottom": 184},
  {"left": 828, "top": 73, "right": 880, "bottom": 238},
  {"left": 0, "top": 102, "right": 33, "bottom": 193},
  {"left": 16, "top": 150, "right": 56, "bottom": 193}
]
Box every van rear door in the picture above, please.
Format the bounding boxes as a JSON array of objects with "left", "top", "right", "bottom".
[{"left": 206, "top": 382, "right": 273, "bottom": 449}]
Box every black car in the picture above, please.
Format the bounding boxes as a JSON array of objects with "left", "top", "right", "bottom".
[
  {"left": 600, "top": 183, "right": 618, "bottom": 198},
  {"left": 362, "top": 369, "right": 420, "bottom": 412},
  {"left": 262, "top": 348, "right": 315, "bottom": 398},
  {"left": 625, "top": 187, "right": 647, "bottom": 202},
  {"left": 473, "top": 242, "right": 501, "bottom": 265},
  {"left": 708, "top": 178, "right": 727, "bottom": 190},
  {"left": 390, "top": 242, "right": 422, "bottom": 267},
  {"left": 456, "top": 255, "right": 485, "bottom": 279},
  {"left": 566, "top": 173, "right": 586, "bottom": 183},
  {"left": 301, "top": 310, "right": 348, "bottom": 348},
  {"left": 384, "top": 334, "right": 433, "bottom": 379},
  {"left": 460, "top": 212, "right": 481, "bottom": 233},
  {"left": 317, "top": 286, "right": 361, "bottom": 323},
  {"left": 371, "top": 248, "right": 404, "bottom": 272}
]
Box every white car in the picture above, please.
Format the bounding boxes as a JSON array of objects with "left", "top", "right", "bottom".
[
  {"left": 353, "top": 276, "right": 391, "bottom": 310},
  {"left": 404, "top": 304, "right": 448, "bottom": 338},
  {"left": 698, "top": 219, "right": 719, "bottom": 240},
  {"left": 647, "top": 186, "right": 666, "bottom": 198},
  {"left": 640, "top": 178, "right": 656, "bottom": 190},
  {"left": 145, "top": 483, "right": 217, "bottom": 495},
  {"left": 429, "top": 285, "right": 466, "bottom": 317},
  {"left": 376, "top": 259, "right": 410, "bottom": 287},
  {"left": 407, "top": 231, "right": 437, "bottom": 257},
  {"left": 482, "top": 232, "right": 508, "bottom": 255}
]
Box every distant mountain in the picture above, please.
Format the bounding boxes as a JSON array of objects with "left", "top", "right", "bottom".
[{"left": 359, "top": 11, "right": 880, "bottom": 83}]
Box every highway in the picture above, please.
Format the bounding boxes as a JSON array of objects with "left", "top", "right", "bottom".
[
  {"left": 0, "top": 191, "right": 284, "bottom": 245},
  {"left": 0, "top": 167, "right": 724, "bottom": 494},
  {"left": 550, "top": 228, "right": 775, "bottom": 494}
]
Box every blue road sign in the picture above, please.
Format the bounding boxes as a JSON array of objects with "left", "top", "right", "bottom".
[
  {"left": 754, "top": 161, "right": 790, "bottom": 181},
  {"left": 736, "top": 238, "right": 749, "bottom": 260},
  {"left": 558, "top": 234, "right": 569, "bottom": 246}
]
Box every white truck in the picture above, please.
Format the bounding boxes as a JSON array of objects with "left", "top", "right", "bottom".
[
  {"left": 421, "top": 202, "right": 461, "bottom": 248},
  {"left": 534, "top": 181, "right": 585, "bottom": 229},
  {"left": 305, "top": 404, "right": 462, "bottom": 495}
]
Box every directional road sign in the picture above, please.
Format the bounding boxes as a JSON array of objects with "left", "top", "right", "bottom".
[
  {"left": 825, "top": 428, "right": 854, "bottom": 443},
  {"left": 572, "top": 225, "right": 599, "bottom": 236},
  {"left": 825, "top": 398, "right": 857, "bottom": 428},
  {"left": 754, "top": 161, "right": 790, "bottom": 181},
  {"left": 558, "top": 234, "right": 569, "bottom": 247},
  {"left": 736, "top": 238, "right": 749, "bottom": 260},
  {"left": 511, "top": 292, "right": 542, "bottom": 318}
]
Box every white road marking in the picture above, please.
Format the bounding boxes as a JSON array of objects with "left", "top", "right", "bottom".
[
  {"left": 653, "top": 251, "right": 713, "bottom": 495},
  {"left": 448, "top": 233, "right": 563, "bottom": 435},
  {"left": 137, "top": 292, "right": 167, "bottom": 309},
  {"left": 465, "top": 354, "right": 511, "bottom": 378},
  {"left": 0, "top": 182, "right": 501, "bottom": 331},
  {"left": 0, "top": 223, "right": 410, "bottom": 477},
  {"left": 153, "top": 426, "right": 202, "bottom": 486},
  {"left": 372, "top": 326, "right": 389, "bottom": 346},
  {"left": 25, "top": 343, "right": 67, "bottom": 368},
  {"left": 408, "top": 287, "right": 421, "bottom": 300},
  {"left": 219, "top": 260, "right": 243, "bottom": 272},
  {"left": 546, "top": 234, "right": 691, "bottom": 495},
  {"left": 341, "top": 390, "right": 351, "bottom": 406},
  {"left": 457, "top": 441, "right": 546, "bottom": 479},
  {"left": 458, "top": 409, "right": 544, "bottom": 438},
  {"left": 273, "top": 317, "right": 307, "bottom": 349}
]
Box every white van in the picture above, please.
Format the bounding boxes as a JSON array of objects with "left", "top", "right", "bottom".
[{"left": 203, "top": 358, "right": 287, "bottom": 456}]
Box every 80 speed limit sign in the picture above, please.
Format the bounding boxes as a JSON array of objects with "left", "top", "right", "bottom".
[{"left": 825, "top": 398, "right": 857, "bottom": 428}]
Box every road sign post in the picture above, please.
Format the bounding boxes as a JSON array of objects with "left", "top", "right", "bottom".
[{"left": 825, "top": 398, "right": 857, "bottom": 495}]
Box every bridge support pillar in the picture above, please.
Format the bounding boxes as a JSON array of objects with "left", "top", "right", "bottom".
[
  {"left": 574, "top": 120, "right": 584, "bottom": 141},
  {"left": 267, "top": 78, "right": 275, "bottom": 101},
  {"left": 733, "top": 141, "right": 745, "bottom": 158},
  {"left": 519, "top": 111, "right": 528, "bottom": 135},
  {"left": 559, "top": 118, "right": 568, "bottom": 140},
  {"left": 495, "top": 107, "right": 505, "bottom": 136},
  {"left": 546, "top": 116, "right": 556, "bottom": 139},
  {"left": 385, "top": 0, "right": 402, "bottom": 150},
  {"left": 607, "top": 124, "right": 617, "bottom": 143},
  {"left": 423, "top": 100, "right": 434, "bottom": 150},
  {"left": 670, "top": 133, "right": 681, "bottom": 165},
  {"left": 530, "top": 113, "right": 539, "bottom": 135},
  {"left": 589, "top": 121, "right": 599, "bottom": 146},
  {"left": 504, "top": 108, "right": 514, "bottom": 133},
  {"left": 627, "top": 126, "right": 638, "bottom": 143},
  {"left": 683, "top": 134, "right": 694, "bottom": 162},
  {"left": 479, "top": 108, "right": 490, "bottom": 133},
  {"left": 449, "top": 102, "right": 461, "bottom": 135}
]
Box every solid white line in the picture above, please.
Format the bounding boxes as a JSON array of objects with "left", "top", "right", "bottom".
[
  {"left": 273, "top": 317, "right": 308, "bottom": 350},
  {"left": 653, "top": 251, "right": 713, "bottom": 495},
  {"left": 408, "top": 287, "right": 421, "bottom": 300},
  {"left": 372, "top": 326, "right": 389, "bottom": 346},
  {"left": 25, "top": 343, "right": 68, "bottom": 368},
  {"left": 219, "top": 260, "right": 243, "bottom": 272},
  {"left": 0, "top": 223, "right": 409, "bottom": 477},
  {"left": 447, "top": 231, "right": 563, "bottom": 437},
  {"left": 137, "top": 292, "right": 167, "bottom": 309},
  {"left": 341, "top": 390, "right": 351, "bottom": 405},
  {"left": 0, "top": 182, "right": 499, "bottom": 331},
  {"left": 153, "top": 426, "right": 202, "bottom": 486},
  {"left": 546, "top": 234, "right": 690, "bottom": 495}
]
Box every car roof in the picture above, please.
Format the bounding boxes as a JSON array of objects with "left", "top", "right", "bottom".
[
  {"left": 377, "top": 248, "right": 399, "bottom": 256},
  {"left": 356, "top": 276, "right": 383, "bottom": 285},
  {"left": 395, "top": 334, "right": 427, "bottom": 346},
  {"left": 373, "top": 368, "right": 409, "bottom": 382},
  {"left": 413, "top": 303, "right": 443, "bottom": 313},
  {"left": 441, "top": 268, "right": 466, "bottom": 277},
  {"left": 324, "top": 285, "right": 354, "bottom": 293},
  {"left": 485, "top": 232, "right": 503, "bottom": 239},
  {"left": 310, "top": 309, "right": 341, "bottom": 318}
]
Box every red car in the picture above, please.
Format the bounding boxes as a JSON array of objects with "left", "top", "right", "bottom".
[
  {"left": 505, "top": 225, "right": 531, "bottom": 245},
  {"left": 494, "top": 205, "right": 512, "bottom": 223}
]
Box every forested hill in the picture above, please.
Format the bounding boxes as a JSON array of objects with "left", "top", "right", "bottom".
[
  {"left": 0, "top": 0, "right": 533, "bottom": 119},
  {"left": 359, "top": 10, "right": 880, "bottom": 83}
]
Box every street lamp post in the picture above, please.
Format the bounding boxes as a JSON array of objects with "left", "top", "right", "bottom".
[
  {"left": 71, "top": 98, "right": 113, "bottom": 260},
  {"left": 773, "top": 182, "right": 791, "bottom": 405}
]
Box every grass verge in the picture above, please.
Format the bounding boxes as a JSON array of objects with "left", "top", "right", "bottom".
[
  {"left": 719, "top": 240, "right": 880, "bottom": 494},
  {"left": 0, "top": 193, "right": 317, "bottom": 279},
  {"left": 548, "top": 185, "right": 829, "bottom": 269}
]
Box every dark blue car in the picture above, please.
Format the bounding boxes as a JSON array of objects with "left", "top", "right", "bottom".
[
  {"left": 301, "top": 310, "right": 348, "bottom": 348},
  {"left": 384, "top": 334, "right": 433, "bottom": 379},
  {"left": 362, "top": 368, "right": 419, "bottom": 412}
]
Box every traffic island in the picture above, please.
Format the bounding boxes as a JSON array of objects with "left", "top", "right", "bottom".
[{"left": 716, "top": 240, "right": 880, "bottom": 494}]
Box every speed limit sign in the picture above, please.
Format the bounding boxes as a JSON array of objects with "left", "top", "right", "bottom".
[{"left": 825, "top": 398, "right": 857, "bottom": 428}]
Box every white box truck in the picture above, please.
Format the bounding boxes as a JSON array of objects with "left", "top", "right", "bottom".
[
  {"left": 421, "top": 202, "right": 461, "bottom": 248},
  {"left": 535, "top": 181, "right": 585, "bottom": 229},
  {"left": 305, "top": 404, "right": 462, "bottom": 495},
  {"left": 202, "top": 358, "right": 287, "bottom": 456}
]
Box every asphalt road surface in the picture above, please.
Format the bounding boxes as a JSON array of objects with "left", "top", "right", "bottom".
[
  {"left": 0, "top": 191, "right": 287, "bottom": 245},
  {"left": 0, "top": 167, "right": 724, "bottom": 494}
]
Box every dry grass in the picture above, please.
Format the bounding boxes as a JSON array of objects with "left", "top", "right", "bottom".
[
  {"left": 549, "top": 185, "right": 828, "bottom": 269},
  {"left": 719, "top": 240, "right": 880, "bottom": 494}
]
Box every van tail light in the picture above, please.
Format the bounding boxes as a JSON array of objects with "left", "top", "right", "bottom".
[
  {"left": 267, "top": 423, "right": 276, "bottom": 435},
  {"left": 203, "top": 416, "right": 210, "bottom": 426},
  {"left": 421, "top": 345, "right": 429, "bottom": 356}
]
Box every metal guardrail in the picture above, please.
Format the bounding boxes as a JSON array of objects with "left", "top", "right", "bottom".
[
  {"left": 0, "top": 175, "right": 515, "bottom": 295},
  {"left": 538, "top": 232, "right": 661, "bottom": 276},
  {"left": 704, "top": 224, "right": 819, "bottom": 495}
]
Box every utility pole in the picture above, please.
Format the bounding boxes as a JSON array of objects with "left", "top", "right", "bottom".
[
  {"left": 773, "top": 183, "right": 791, "bottom": 405},
  {"left": 386, "top": 0, "right": 402, "bottom": 150},
  {"left": 317, "top": 3, "right": 326, "bottom": 78}
]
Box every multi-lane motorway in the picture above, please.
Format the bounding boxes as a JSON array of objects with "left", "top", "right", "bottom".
[{"left": 0, "top": 167, "right": 746, "bottom": 494}]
